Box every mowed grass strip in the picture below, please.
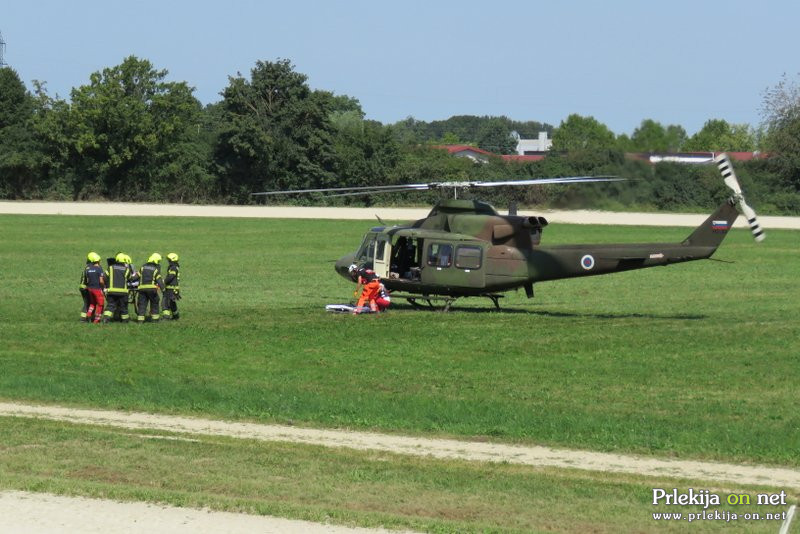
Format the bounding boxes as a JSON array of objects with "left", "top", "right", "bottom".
[
  {"left": 0, "top": 214, "right": 798, "bottom": 466},
  {"left": 1, "top": 417, "right": 795, "bottom": 533}
]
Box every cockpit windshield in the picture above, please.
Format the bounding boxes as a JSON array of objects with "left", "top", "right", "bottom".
[{"left": 355, "top": 234, "right": 378, "bottom": 264}]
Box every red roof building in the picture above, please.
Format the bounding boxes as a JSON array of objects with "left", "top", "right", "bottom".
[{"left": 432, "top": 145, "right": 495, "bottom": 163}]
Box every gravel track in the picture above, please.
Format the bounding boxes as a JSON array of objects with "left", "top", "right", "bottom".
[
  {"left": 2, "top": 402, "right": 798, "bottom": 489},
  {"left": 1, "top": 200, "right": 799, "bottom": 228},
  {"left": 2, "top": 401, "right": 798, "bottom": 532},
  {"left": 0, "top": 490, "right": 404, "bottom": 534}
]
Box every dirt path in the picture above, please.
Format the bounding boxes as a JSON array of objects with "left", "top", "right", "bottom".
[
  {"left": 2, "top": 401, "right": 799, "bottom": 490},
  {"left": 2, "top": 200, "right": 799, "bottom": 228},
  {"left": 0, "top": 490, "right": 404, "bottom": 534}
]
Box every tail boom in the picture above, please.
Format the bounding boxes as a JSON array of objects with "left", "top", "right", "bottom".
[{"left": 528, "top": 200, "right": 739, "bottom": 283}]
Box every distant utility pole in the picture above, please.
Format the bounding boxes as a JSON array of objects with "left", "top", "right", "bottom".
[{"left": 0, "top": 30, "right": 7, "bottom": 68}]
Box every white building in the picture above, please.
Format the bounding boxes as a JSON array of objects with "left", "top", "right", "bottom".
[{"left": 515, "top": 131, "right": 552, "bottom": 155}]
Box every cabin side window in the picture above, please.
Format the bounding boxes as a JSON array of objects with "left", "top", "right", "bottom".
[
  {"left": 375, "top": 239, "right": 387, "bottom": 261},
  {"left": 427, "top": 243, "right": 453, "bottom": 268},
  {"left": 455, "top": 245, "right": 482, "bottom": 269}
]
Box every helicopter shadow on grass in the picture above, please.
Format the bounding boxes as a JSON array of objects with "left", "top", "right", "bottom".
[{"left": 387, "top": 302, "right": 707, "bottom": 321}]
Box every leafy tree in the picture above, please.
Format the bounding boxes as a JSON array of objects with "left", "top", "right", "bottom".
[
  {"left": 438, "top": 132, "right": 462, "bottom": 145},
  {"left": 215, "top": 59, "right": 337, "bottom": 202},
  {"left": 329, "top": 94, "right": 364, "bottom": 118},
  {"left": 331, "top": 118, "right": 400, "bottom": 203},
  {"left": 0, "top": 68, "right": 46, "bottom": 198},
  {"left": 624, "top": 119, "right": 686, "bottom": 152},
  {"left": 427, "top": 115, "right": 483, "bottom": 143},
  {"left": 476, "top": 117, "right": 517, "bottom": 154},
  {"left": 391, "top": 116, "right": 428, "bottom": 145},
  {"left": 683, "top": 119, "right": 755, "bottom": 152},
  {"left": 390, "top": 115, "right": 553, "bottom": 148},
  {"left": 389, "top": 144, "right": 476, "bottom": 205},
  {"left": 328, "top": 94, "right": 366, "bottom": 133},
  {"left": 0, "top": 67, "right": 31, "bottom": 129},
  {"left": 551, "top": 114, "right": 616, "bottom": 152},
  {"left": 35, "top": 56, "right": 211, "bottom": 200},
  {"left": 27, "top": 81, "right": 83, "bottom": 198},
  {"left": 761, "top": 73, "right": 800, "bottom": 190},
  {"left": 665, "top": 125, "right": 688, "bottom": 151},
  {"left": 614, "top": 133, "right": 633, "bottom": 152}
]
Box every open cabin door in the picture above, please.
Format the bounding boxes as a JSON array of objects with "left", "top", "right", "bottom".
[{"left": 373, "top": 237, "right": 391, "bottom": 279}]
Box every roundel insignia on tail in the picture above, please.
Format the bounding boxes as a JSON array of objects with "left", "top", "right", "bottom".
[{"left": 580, "top": 254, "right": 595, "bottom": 270}]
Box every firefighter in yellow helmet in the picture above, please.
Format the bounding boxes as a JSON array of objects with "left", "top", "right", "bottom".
[
  {"left": 136, "top": 253, "right": 164, "bottom": 323},
  {"left": 80, "top": 252, "right": 105, "bottom": 322},
  {"left": 122, "top": 253, "right": 139, "bottom": 316},
  {"left": 102, "top": 253, "right": 131, "bottom": 323},
  {"left": 161, "top": 252, "right": 181, "bottom": 320}
]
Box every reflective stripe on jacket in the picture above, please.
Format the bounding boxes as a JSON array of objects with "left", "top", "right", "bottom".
[
  {"left": 79, "top": 261, "right": 90, "bottom": 289},
  {"left": 139, "top": 262, "right": 164, "bottom": 290},
  {"left": 164, "top": 262, "right": 180, "bottom": 290},
  {"left": 106, "top": 263, "right": 130, "bottom": 294}
]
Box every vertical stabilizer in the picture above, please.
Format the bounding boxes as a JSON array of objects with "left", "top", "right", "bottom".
[{"left": 682, "top": 200, "right": 739, "bottom": 250}]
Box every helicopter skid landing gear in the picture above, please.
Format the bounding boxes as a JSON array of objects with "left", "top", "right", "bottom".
[
  {"left": 487, "top": 294, "right": 502, "bottom": 310},
  {"left": 401, "top": 294, "right": 503, "bottom": 312},
  {"left": 406, "top": 296, "right": 457, "bottom": 312},
  {"left": 406, "top": 297, "right": 426, "bottom": 309}
]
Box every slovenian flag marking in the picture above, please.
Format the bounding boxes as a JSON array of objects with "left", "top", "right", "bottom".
[{"left": 712, "top": 220, "right": 729, "bottom": 231}]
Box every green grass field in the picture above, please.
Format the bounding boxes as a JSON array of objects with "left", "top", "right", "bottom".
[
  {"left": 0, "top": 213, "right": 798, "bottom": 531},
  {"left": 1, "top": 416, "right": 792, "bottom": 533}
]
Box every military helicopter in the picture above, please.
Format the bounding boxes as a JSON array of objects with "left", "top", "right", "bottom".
[{"left": 253, "top": 154, "right": 764, "bottom": 311}]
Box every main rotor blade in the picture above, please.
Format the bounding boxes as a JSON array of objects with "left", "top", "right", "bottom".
[
  {"left": 469, "top": 176, "right": 624, "bottom": 187},
  {"left": 250, "top": 175, "right": 623, "bottom": 197},
  {"left": 325, "top": 186, "right": 431, "bottom": 198},
  {"left": 319, "top": 176, "right": 622, "bottom": 197},
  {"left": 251, "top": 183, "right": 430, "bottom": 196}
]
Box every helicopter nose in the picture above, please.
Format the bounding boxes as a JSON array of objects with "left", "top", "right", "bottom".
[{"left": 335, "top": 253, "right": 357, "bottom": 280}]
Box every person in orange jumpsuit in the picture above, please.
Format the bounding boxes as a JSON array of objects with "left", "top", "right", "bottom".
[
  {"left": 354, "top": 270, "right": 382, "bottom": 313},
  {"left": 374, "top": 280, "right": 391, "bottom": 311}
]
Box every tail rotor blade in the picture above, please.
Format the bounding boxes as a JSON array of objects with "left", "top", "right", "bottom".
[
  {"left": 714, "top": 153, "right": 765, "bottom": 242},
  {"left": 739, "top": 200, "right": 766, "bottom": 242},
  {"left": 715, "top": 154, "right": 743, "bottom": 195}
]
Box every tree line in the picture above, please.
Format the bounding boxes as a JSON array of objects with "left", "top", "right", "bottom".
[{"left": 1, "top": 57, "right": 798, "bottom": 214}]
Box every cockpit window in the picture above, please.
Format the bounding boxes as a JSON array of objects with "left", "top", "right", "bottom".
[{"left": 356, "top": 234, "right": 377, "bottom": 263}]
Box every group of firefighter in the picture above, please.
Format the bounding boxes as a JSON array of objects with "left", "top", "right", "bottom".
[{"left": 80, "top": 251, "right": 181, "bottom": 324}]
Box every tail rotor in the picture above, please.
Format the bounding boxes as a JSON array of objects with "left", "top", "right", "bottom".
[{"left": 714, "top": 153, "right": 765, "bottom": 242}]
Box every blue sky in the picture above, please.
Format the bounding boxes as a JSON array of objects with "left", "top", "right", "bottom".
[{"left": 3, "top": 0, "right": 799, "bottom": 135}]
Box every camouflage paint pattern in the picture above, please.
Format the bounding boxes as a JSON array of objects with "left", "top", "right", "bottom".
[{"left": 334, "top": 199, "right": 740, "bottom": 300}]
